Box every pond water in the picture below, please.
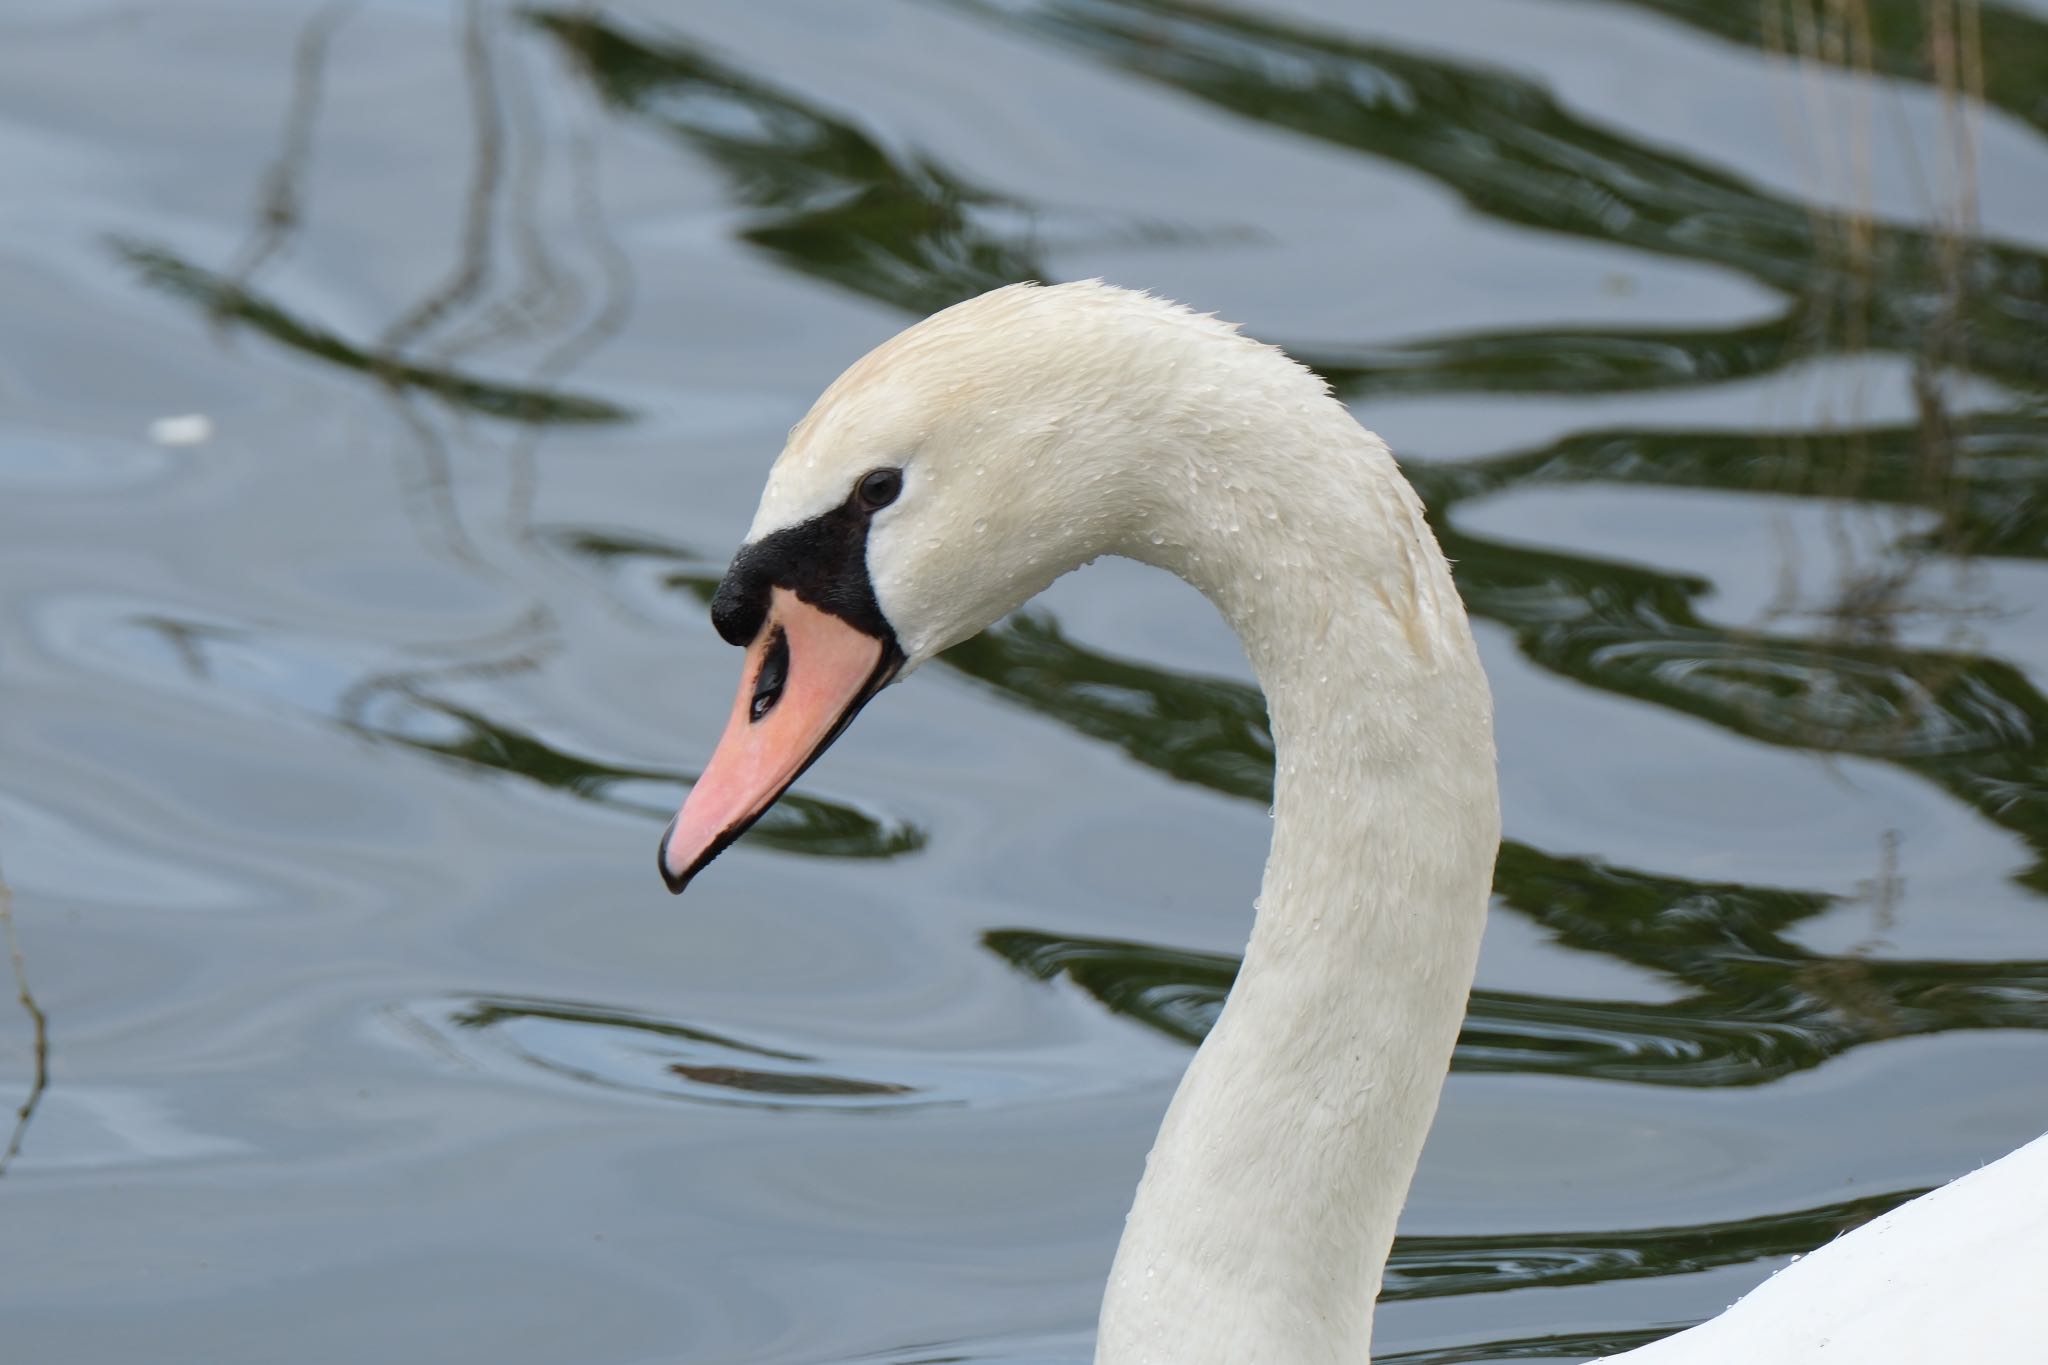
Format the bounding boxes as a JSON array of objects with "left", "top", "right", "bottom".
[{"left": 3, "top": 1, "right": 2046, "bottom": 1361}]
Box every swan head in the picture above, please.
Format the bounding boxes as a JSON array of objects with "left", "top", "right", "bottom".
[{"left": 659, "top": 280, "right": 1299, "bottom": 892}]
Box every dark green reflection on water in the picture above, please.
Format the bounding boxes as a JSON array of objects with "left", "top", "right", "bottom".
[
  {"left": 525, "top": 0, "right": 1877, "bottom": 402},
  {"left": 1414, "top": 415, "right": 2048, "bottom": 564},
  {"left": 429, "top": 996, "right": 923, "bottom": 1108},
  {"left": 957, "top": 608, "right": 2048, "bottom": 1076},
  {"left": 955, "top": 0, "right": 2048, "bottom": 396},
  {"left": 519, "top": 0, "right": 2048, "bottom": 910},
  {"left": 116, "top": 606, "right": 923, "bottom": 863},
  {"left": 990, "top": 895, "right": 2048, "bottom": 1086},
  {"left": 150, "top": 0, "right": 2048, "bottom": 421},
  {"left": 939, "top": 452, "right": 2048, "bottom": 1062},
  {"left": 1369, "top": 1177, "right": 1931, "bottom": 1358},
  {"left": 1411, "top": 425, "right": 2048, "bottom": 888},
  {"left": 529, "top": 9, "right": 1043, "bottom": 316},
  {"left": 1386, "top": 1185, "right": 1920, "bottom": 1300},
  {"left": 112, "top": 239, "right": 630, "bottom": 425},
  {"left": 953, "top": 527, "right": 2048, "bottom": 887},
  {"left": 351, "top": 689, "right": 923, "bottom": 860},
  {"left": 947, "top": 614, "right": 1277, "bottom": 802},
  {"left": 1306, "top": 317, "right": 1798, "bottom": 401}
]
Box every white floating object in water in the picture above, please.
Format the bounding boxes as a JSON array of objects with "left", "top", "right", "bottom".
[{"left": 147, "top": 414, "right": 213, "bottom": 446}]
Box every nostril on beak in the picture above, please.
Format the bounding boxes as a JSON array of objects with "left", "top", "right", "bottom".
[
  {"left": 749, "top": 627, "right": 790, "bottom": 722},
  {"left": 710, "top": 549, "right": 772, "bottom": 647}
]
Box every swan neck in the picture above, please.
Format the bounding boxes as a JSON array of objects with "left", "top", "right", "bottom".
[{"left": 1095, "top": 412, "right": 1499, "bottom": 1365}]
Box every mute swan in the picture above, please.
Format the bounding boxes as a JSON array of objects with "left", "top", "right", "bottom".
[{"left": 656, "top": 281, "right": 2048, "bottom": 1364}]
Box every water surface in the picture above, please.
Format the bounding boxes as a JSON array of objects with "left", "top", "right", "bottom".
[{"left": 2, "top": 2, "right": 2046, "bottom": 1361}]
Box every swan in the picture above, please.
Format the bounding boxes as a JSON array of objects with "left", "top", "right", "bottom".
[{"left": 655, "top": 281, "right": 2048, "bottom": 1363}]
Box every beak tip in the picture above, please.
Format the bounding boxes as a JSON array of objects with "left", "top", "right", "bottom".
[{"left": 658, "top": 815, "right": 693, "bottom": 896}]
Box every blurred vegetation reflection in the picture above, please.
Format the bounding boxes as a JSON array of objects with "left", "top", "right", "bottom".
[
  {"left": 951, "top": 0, "right": 2048, "bottom": 399},
  {"left": 1541, "top": 0, "right": 2048, "bottom": 139},
  {"left": 521, "top": 0, "right": 2048, "bottom": 1104},
  {"left": 530, "top": 8, "right": 1044, "bottom": 316}
]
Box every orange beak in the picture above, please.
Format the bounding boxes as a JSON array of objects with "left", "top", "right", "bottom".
[{"left": 660, "top": 586, "right": 901, "bottom": 893}]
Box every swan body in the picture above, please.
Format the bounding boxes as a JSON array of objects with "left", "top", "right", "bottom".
[
  {"left": 1615, "top": 1130, "right": 2048, "bottom": 1363},
  {"left": 658, "top": 281, "right": 2048, "bottom": 1363}
]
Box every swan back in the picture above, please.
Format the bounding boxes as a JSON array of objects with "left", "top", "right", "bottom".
[{"left": 1611, "top": 1132, "right": 2048, "bottom": 1362}]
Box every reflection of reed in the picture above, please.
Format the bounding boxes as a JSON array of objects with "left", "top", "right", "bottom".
[
  {"left": 1400, "top": 416, "right": 2043, "bottom": 902},
  {"left": 0, "top": 857, "right": 48, "bottom": 1178},
  {"left": 217, "top": 0, "right": 361, "bottom": 305},
  {"left": 500, "top": 125, "right": 637, "bottom": 544},
  {"left": 189, "top": 1, "right": 634, "bottom": 424},
  {"left": 114, "top": 3, "right": 654, "bottom": 886},
  {"left": 1749, "top": 0, "right": 1992, "bottom": 652},
  {"left": 378, "top": 0, "right": 503, "bottom": 359},
  {"left": 1590, "top": 0, "right": 2030, "bottom": 136},
  {"left": 1431, "top": 506, "right": 2048, "bottom": 891},
  {"left": 121, "top": 0, "right": 638, "bottom": 578},
  {"left": 536, "top": 0, "right": 1838, "bottom": 399},
  {"left": 969, "top": 0, "right": 2028, "bottom": 690}
]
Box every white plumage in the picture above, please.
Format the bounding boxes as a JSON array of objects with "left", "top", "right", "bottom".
[{"left": 721, "top": 280, "right": 2048, "bottom": 1363}]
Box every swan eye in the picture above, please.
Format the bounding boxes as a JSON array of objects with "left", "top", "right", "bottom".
[{"left": 856, "top": 468, "right": 902, "bottom": 511}]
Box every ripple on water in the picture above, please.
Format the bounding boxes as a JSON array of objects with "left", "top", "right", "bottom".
[
  {"left": 0, "top": 788, "right": 255, "bottom": 913},
  {"left": 358, "top": 690, "right": 927, "bottom": 860},
  {"left": 784, "top": 1328, "right": 1092, "bottom": 1365},
  {"left": 385, "top": 995, "right": 1160, "bottom": 1113},
  {"left": 34, "top": 595, "right": 926, "bottom": 861},
  {"left": 2, "top": 1085, "right": 252, "bottom": 1172},
  {"left": 988, "top": 920, "right": 2048, "bottom": 1088},
  {"left": 1566, "top": 633, "right": 2035, "bottom": 759},
  {"left": 542, "top": 526, "right": 716, "bottom": 626},
  {"left": 0, "top": 426, "right": 177, "bottom": 492}
]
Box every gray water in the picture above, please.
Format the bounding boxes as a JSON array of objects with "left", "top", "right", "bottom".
[{"left": 3, "top": 2, "right": 2047, "bottom": 1361}]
